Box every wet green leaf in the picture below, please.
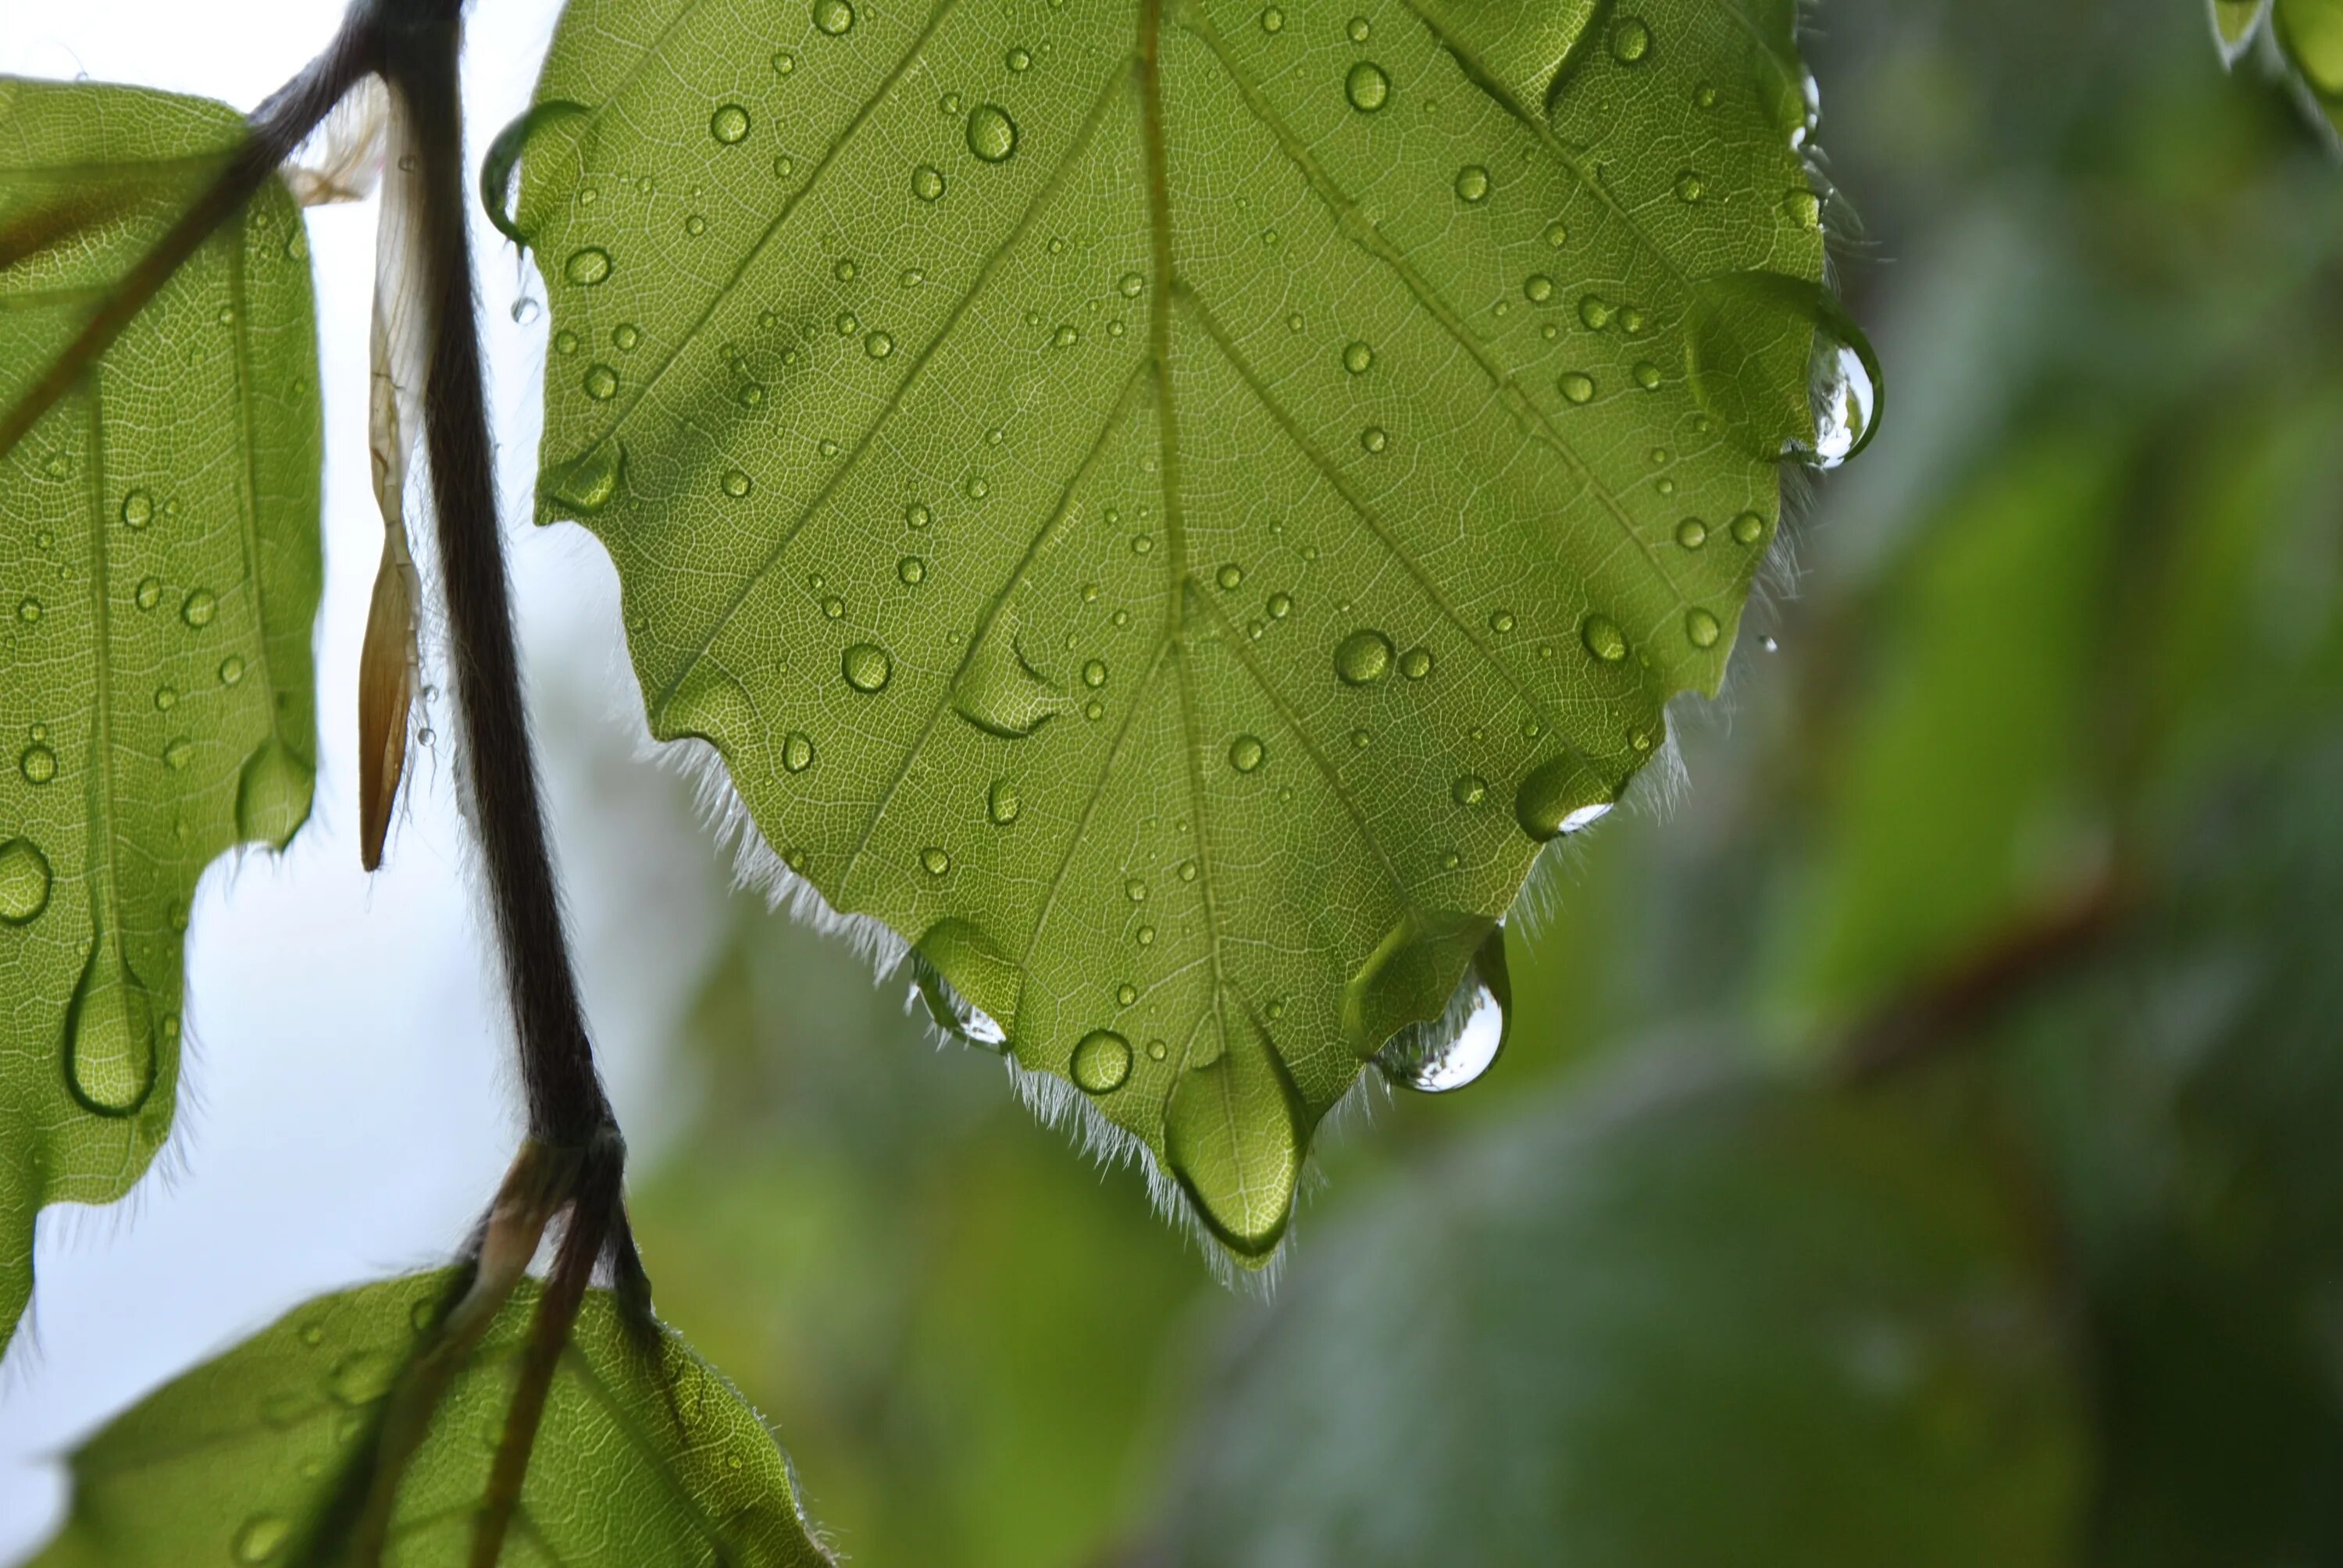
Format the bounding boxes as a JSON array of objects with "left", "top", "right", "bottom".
[
  {"left": 2213, "top": 0, "right": 2343, "bottom": 138},
  {"left": 1160, "top": 1055, "right": 2087, "bottom": 1566},
  {"left": 514, "top": 0, "right": 1853, "bottom": 1256},
  {"left": 29, "top": 1270, "right": 833, "bottom": 1566},
  {"left": 0, "top": 78, "right": 322, "bottom": 1347}
]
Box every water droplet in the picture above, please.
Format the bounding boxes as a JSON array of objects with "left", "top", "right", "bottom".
[
  {"left": 1345, "top": 61, "right": 1390, "bottom": 112},
  {"left": 1217, "top": 562, "right": 1244, "bottom": 590},
  {"left": 328, "top": 1349, "right": 396, "bottom": 1406},
  {"left": 772, "top": 48, "right": 797, "bottom": 74},
  {"left": 1260, "top": 5, "right": 1284, "bottom": 32},
  {"left": 554, "top": 329, "right": 580, "bottom": 355},
  {"left": 20, "top": 744, "right": 58, "bottom": 785},
  {"left": 952, "top": 618, "right": 1066, "bottom": 737},
  {"left": 1400, "top": 646, "right": 1433, "bottom": 679},
  {"left": 119, "top": 490, "right": 153, "bottom": 528},
  {"left": 564, "top": 247, "right": 612, "bottom": 287},
  {"left": 1685, "top": 272, "right": 1881, "bottom": 470},
  {"left": 180, "top": 589, "right": 218, "bottom": 629},
  {"left": 0, "top": 839, "right": 52, "bottom": 925},
  {"left": 1674, "top": 169, "right": 1707, "bottom": 202},
  {"left": 813, "top": 0, "right": 854, "bottom": 35},
  {"left": 1007, "top": 45, "right": 1032, "bottom": 71},
  {"left": 15, "top": 597, "right": 38, "bottom": 624},
  {"left": 1343, "top": 340, "right": 1375, "bottom": 374},
  {"left": 737, "top": 383, "right": 767, "bottom": 408},
  {"left": 906, "top": 502, "right": 933, "bottom": 529},
  {"left": 966, "top": 104, "right": 1018, "bottom": 162},
  {"left": 1634, "top": 361, "right": 1663, "bottom": 390},
  {"left": 1785, "top": 187, "right": 1822, "bottom": 230},
  {"left": 1072, "top": 1028, "right": 1132, "bottom": 1094},
  {"left": 1610, "top": 16, "right": 1653, "bottom": 63},
  {"left": 913, "top": 162, "right": 946, "bottom": 201},
  {"left": 1451, "top": 773, "right": 1488, "bottom": 807},
  {"left": 510, "top": 294, "right": 542, "bottom": 325},
  {"left": 544, "top": 439, "right": 626, "bottom": 515},
  {"left": 583, "top": 362, "right": 620, "bottom": 401},
  {"left": 821, "top": 595, "right": 846, "bottom": 619},
  {"left": 1051, "top": 323, "right": 1079, "bottom": 348},
  {"left": 1489, "top": 608, "right": 1516, "bottom": 633},
  {"left": 710, "top": 103, "right": 751, "bottom": 144},
  {"left": 841, "top": 642, "right": 892, "bottom": 693},
  {"left": 893, "top": 554, "right": 926, "bottom": 586},
  {"left": 1731, "top": 509, "right": 1767, "bottom": 546},
  {"left": 1228, "top": 734, "right": 1266, "bottom": 773},
  {"left": 722, "top": 469, "right": 753, "bottom": 499},
  {"left": 1685, "top": 608, "right": 1721, "bottom": 649},
  {"left": 1675, "top": 517, "right": 1708, "bottom": 550},
  {"left": 1453, "top": 164, "right": 1490, "bottom": 203},
  {"left": 1514, "top": 753, "right": 1614, "bottom": 841},
  {"left": 1333, "top": 628, "right": 1393, "bottom": 686},
  {"left": 1082, "top": 658, "right": 1108, "bottom": 689},
  {"left": 1359, "top": 425, "right": 1389, "bottom": 454},
  {"left": 1382, "top": 976, "right": 1506, "bottom": 1092},
  {"left": 783, "top": 731, "right": 815, "bottom": 772},
  {"left": 865, "top": 330, "right": 895, "bottom": 359},
  {"left": 1124, "top": 876, "right": 1148, "bottom": 903},
  {"left": 1267, "top": 591, "right": 1294, "bottom": 619},
  {"left": 63, "top": 936, "right": 156, "bottom": 1116},
  {"left": 1580, "top": 613, "right": 1628, "bottom": 662},
  {"left": 153, "top": 686, "right": 177, "bottom": 713},
  {"left": 921, "top": 846, "right": 951, "bottom": 876},
  {"left": 1525, "top": 273, "right": 1555, "bottom": 304},
  {"left": 237, "top": 741, "right": 311, "bottom": 845},
  {"left": 233, "top": 1513, "right": 291, "bottom": 1565},
  {"left": 134, "top": 578, "right": 162, "bottom": 611},
  {"left": 1559, "top": 372, "right": 1596, "bottom": 404},
  {"left": 987, "top": 778, "right": 1021, "bottom": 824}
]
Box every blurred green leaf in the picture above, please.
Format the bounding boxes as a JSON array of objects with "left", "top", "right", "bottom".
[
  {"left": 30, "top": 1270, "right": 832, "bottom": 1566},
  {"left": 509, "top": 0, "right": 1849, "bottom": 1256},
  {"left": 1157, "top": 1053, "right": 2086, "bottom": 1567},
  {"left": 0, "top": 77, "right": 322, "bottom": 1351}
]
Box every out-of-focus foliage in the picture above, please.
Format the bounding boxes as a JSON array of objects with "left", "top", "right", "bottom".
[
  {"left": 628, "top": 0, "right": 2343, "bottom": 1563},
  {"left": 31, "top": 1270, "right": 832, "bottom": 1566},
  {"left": 2212, "top": 0, "right": 2343, "bottom": 140},
  {"left": 0, "top": 78, "right": 322, "bottom": 1356}
]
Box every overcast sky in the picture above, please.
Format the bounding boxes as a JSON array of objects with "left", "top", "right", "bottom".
[{"left": 0, "top": 3, "right": 731, "bottom": 1556}]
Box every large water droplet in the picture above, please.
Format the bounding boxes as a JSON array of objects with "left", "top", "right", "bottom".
[
  {"left": 952, "top": 618, "right": 1066, "bottom": 737},
  {"left": 1164, "top": 1010, "right": 1303, "bottom": 1260},
  {"left": 908, "top": 922, "right": 1016, "bottom": 1049},
  {"left": 1684, "top": 271, "right": 1881, "bottom": 471},
  {"left": 709, "top": 103, "right": 751, "bottom": 144},
  {"left": 1345, "top": 61, "right": 1391, "bottom": 112},
  {"left": 542, "top": 440, "right": 626, "bottom": 515},
  {"left": 1514, "top": 752, "right": 1614, "bottom": 841},
  {"left": 1072, "top": 1028, "right": 1132, "bottom": 1094},
  {"left": 63, "top": 935, "right": 158, "bottom": 1116},
  {"left": 841, "top": 642, "right": 893, "bottom": 693},
  {"left": 237, "top": 740, "right": 312, "bottom": 846},
  {"left": 1333, "top": 629, "right": 1393, "bottom": 686},
  {"left": 1377, "top": 927, "right": 1510, "bottom": 1093},
  {"left": 564, "top": 247, "right": 612, "bottom": 287},
  {"left": 0, "top": 838, "right": 52, "bottom": 925},
  {"left": 965, "top": 103, "right": 1018, "bottom": 162}
]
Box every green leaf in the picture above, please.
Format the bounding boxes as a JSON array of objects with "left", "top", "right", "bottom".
[
  {"left": 512, "top": 0, "right": 1856, "bottom": 1256},
  {"left": 2211, "top": 0, "right": 2271, "bottom": 62},
  {"left": 0, "top": 79, "right": 322, "bottom": 1345},
  {"left": 29, "top": 1270, "right": 834, "bottom": 1566},
  {"left": 2275, "top": 0, "right": 2343, "bottom": 134},
  {"left": 1159, "top": 1055, "right": 2087, "bottom": 1566}
]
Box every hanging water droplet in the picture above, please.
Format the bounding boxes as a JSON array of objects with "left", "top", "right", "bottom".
[
  {"left": 1453, "top": 164, "right": 1490, "bottom": 203},
  {"left": 1381, "top": 976, "right": 1505, "bottom": 1092},
  {"left": 543, "top": 439, "right": 626, "bottom": 515},
  {"left": 1685, "top": 608, "right": 1721, "bottom": 649},
  {"left": 564, "top": 247, "right": 612, "bottom": 287},
  {"left": 1072, "top": 1028, "right": 1132, "bottom": 1094},
  {"left": 709, "top": 103, "right": 751, "bottom": 144},
  {"left": 1514, "top": 752, "right": 1615, "bottom": 841},
  {"left": 813, "top": 0, "right": 854, "bottom": 34},
  {"left": 63, "top": 935, "right": 157, "bottom": 1116},
  {"left": 0, "top": 839, "right": 52, "bottom": 925},
  {"left": 1228, "top": 734, "right": 1266, "bottom": 773},
  {"left": 965, "top": 104, "right": 1018, "bottom": 162},
  {"left": 1345, "top": 61, "right": 1390, "bottom": 112},
  {"left": 1685, "top": 271, "right": 1881, "bottom": 470},
  {"left": 181, "top": 589, "right": 218, "bottom": 629},
  {"left": 783, "top": 731, "right": 815, "bottom": 772},
  {"left": 987, "top": 778, "right": 1021, "bottom": 824},
  {"left": 1333, "top": 628, "right": 1393, "bottom": 686},
  {"left": 119, "top": 490, "right": 154, "bottom": 528},
  {"left": 20, "top": 743, "right": 58, "bottom": 785}
]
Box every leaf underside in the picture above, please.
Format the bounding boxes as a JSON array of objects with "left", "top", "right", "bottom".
[
  {"left": 515, "top": 0, "right": 1830, "bottom": 1257},
  {"left": 0, "top": 79, "right": 322, "bottom": 1344},
  {"left": 30, "top": 1270, "right": 833, "bottom": 1566}
]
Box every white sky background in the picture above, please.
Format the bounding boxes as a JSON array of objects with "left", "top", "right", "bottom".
[{"left": 0, "top": 1, "right": 732, "bottom": 1556}]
